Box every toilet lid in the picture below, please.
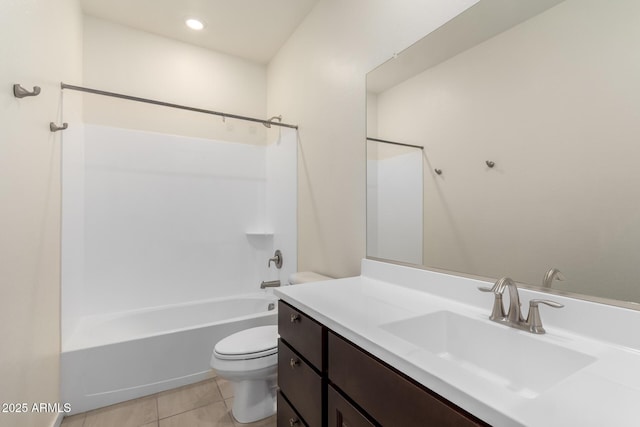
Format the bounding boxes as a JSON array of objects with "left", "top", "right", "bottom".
[{"left": 214, "top": 325, "right": 278, "bottom": 360}]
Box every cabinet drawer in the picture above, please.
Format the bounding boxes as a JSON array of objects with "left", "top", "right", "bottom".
[
  {"left": 278, "top": 340, "right": 323, "bottom": 427},
  {"left": 278, "top": 300, "right": 324, "bottom": 370},
  {"left": 328, "top": 332, "right": 488, "bottom": 427},
  {"left": 278, "top": 392, "right": 308, "bottom": 427},
  {"left": 328, "top": 385, "right": 375, "bottom": 427}
]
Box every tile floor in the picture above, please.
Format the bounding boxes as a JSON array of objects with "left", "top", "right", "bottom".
[{"left": 60, "top": 377, "right": 276, "bottom": 427}]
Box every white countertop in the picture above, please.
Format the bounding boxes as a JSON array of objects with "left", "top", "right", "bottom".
[{"left": 275, "top": 260, "right": 640, "bottom": 427}]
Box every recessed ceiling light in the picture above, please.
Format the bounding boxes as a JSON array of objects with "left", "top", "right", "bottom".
[{"left": 185, "top": 18, "right": 204, "bottom": 31}]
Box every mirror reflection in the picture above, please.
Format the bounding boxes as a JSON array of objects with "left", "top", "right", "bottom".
[
  {"left": 366, "top": 0, "right": 640, "bottom": 305},
  {"left": 366, "top": 138, "right": 424, "bottom": 265}
]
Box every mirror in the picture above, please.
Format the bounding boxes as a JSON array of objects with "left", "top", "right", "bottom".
[{"left": 366, "top": 0, "right": 640, "bottom": 307}]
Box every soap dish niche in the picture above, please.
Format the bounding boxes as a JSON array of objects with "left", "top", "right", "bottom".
[{"left": 245, "top": 231, "right": 274, "bottom": 237}]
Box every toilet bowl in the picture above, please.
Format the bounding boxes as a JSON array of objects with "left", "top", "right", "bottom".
[{"left": 210, "top": 325, "right": 278, "bottom": 423}]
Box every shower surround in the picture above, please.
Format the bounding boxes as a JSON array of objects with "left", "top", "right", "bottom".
[{"left": 60, "top": 123, "right": 296, "bottom": 410}]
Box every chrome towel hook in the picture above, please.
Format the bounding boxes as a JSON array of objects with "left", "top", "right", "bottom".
[
  {"left": 50, "top": 122, "right": 68, "bottom": 132},
  {"left": 13, "top": 84, "right": 41, "bottom": 98}
]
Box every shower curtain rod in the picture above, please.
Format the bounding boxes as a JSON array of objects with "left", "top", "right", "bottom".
[
  {"left": 60, "top": 83, "right": 298, "bottom": 129},
  {"left": 366, "top": 137, "right": 423, "bottom": 150}
]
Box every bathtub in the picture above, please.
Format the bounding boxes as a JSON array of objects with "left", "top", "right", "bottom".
[{"left": 61, "top": 292, "right": 277, "bottom": 414}]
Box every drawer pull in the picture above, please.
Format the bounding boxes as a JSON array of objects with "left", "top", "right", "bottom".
[
  {"left": 290, "top": 358, "right": 301, "bottom": 368},
  {"left": 289, "top": 418, "right": 300, "bottom": 427},
  {"left": 290, "top": 313, "right": 301, "bottom": 323}
]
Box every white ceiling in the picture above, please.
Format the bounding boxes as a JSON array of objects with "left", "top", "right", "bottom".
[{"left": 80, "top": 0, "right": 319, "bottom": 64}]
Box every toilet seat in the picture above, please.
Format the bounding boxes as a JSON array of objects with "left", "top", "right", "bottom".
[{"left": 213, "top": 325, "right": 278, "bottom": 361}]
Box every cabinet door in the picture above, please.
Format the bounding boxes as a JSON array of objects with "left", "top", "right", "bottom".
[
  {"left": 328, "top": 385, "right": 376, "bottom": 427},
  {"left": 278, "top": 340, "right": 323, "bottom": 427}
]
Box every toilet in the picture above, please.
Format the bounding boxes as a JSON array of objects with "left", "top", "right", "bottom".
[
  {"left": 210, "top": 271, "right": 332, "bottom": 423},
  {"left": 211, "top": 325, "right": 279, "bottom": 423}
]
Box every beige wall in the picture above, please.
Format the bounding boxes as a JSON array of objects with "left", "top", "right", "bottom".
[
  {"left": 0, "top": 1, "right": 83, "bottom": 426},
  {"left": 267, "top": 0, "right": 479, "bottom": 278},
  {"left": 82, "top": 16, "right": 268, "bottom": 145}
]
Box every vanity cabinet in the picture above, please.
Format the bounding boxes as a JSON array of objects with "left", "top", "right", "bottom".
[
  {"left": 278, "top": 300, "right": 488, "bottom": 427},
  {"left": 277, "top": 301, "right": 326, "bottom": 427}
]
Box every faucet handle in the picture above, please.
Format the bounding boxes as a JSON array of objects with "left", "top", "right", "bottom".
[
  {"left": 478, "top": 286, "right": 494, "bottom": 293},
  {"left": 530, "top": 299, "right": 564, "bottom": 309},
  {"left": 268, "top": 249, "right": 283, "bottom": 269},
  {"left": 526, "top": 299, "right": 564, "bottom": 334}
]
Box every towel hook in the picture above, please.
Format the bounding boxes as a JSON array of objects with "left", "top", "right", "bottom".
[
  {"left": 13, "top": 84, "right": 41, "bottom": 98},
  {"left": 486, "top": 160, "right": 495, "bottom": 168},
  {"left": 50, "top": 122, "right": 68, "bottom": 132},
  {"left": 434, "top": 169, "right": 443, "bottom": 175}
]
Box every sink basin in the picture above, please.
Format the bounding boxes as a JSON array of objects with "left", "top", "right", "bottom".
[{"left": 380, "top": 311, "right": 596, "bottom": 398}]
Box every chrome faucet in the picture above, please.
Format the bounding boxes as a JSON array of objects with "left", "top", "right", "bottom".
[
  {"left": 479, "top": 277, "right": 523, "bottom": 324},
  {"left": 479, "top": 277, "right": 564, "bottom": 334},
  {"left": 542, "top": 268, "right": 565, "bottom": 288}
]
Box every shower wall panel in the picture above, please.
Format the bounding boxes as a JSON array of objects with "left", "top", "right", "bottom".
[{"left": 63, "top": 124, "right": 292, "bottom": 322}]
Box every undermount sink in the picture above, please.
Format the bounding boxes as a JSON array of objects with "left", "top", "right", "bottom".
[{"left": 380, "top": 311, "right": 596, "bottom": 398}]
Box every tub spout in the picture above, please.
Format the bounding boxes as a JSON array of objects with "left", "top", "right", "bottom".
[{"left": 260, "top": 280, "right": 281, "bottom": 289}]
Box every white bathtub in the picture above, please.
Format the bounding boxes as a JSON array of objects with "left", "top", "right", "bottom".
[{"left": 61, "top": 292, "right": 278, "bottom": 414}]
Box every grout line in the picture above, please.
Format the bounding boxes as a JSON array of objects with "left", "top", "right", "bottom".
[
  {"left": 157, "top": 382, "right": 224, "bottom": 420},
  {"left": 214, "top": 378, "right": 225, "bottom": 402},
  {"left": 155, "top": 395, "right": 159, "bottom": 425},
  {"left": 70, "top": 379, "right": 223, "bottom": 425},
  {"left": 157, "top": 402, "right": 216, "bottom": 421},
  {"left": 158, "top": 396, "right": 225, "bottom": 420}
]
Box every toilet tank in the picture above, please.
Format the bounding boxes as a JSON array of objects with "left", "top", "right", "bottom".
[{"left": 288, "top": 271, "right": 333, "bottom": 285}]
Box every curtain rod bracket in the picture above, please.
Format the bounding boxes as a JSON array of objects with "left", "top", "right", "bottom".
[
  {"left": 263, "top": 115, "right": 282, "bottom": 128},
  {"left": 50, "top": 122, "right": 68, "bottom": 132}
]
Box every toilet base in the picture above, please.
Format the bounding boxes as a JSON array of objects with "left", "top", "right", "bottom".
[{"left": 230, "top": 376, "right": 277, "bottom": 423}]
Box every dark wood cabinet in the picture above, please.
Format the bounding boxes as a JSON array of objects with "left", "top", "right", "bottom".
[
  {"left": 278, "top": 300, "right": 325, "bottom": 370},
  {"left": 277, "top": 392, "right": 307, "bottom": 427},
  {"left": 278, "top": 300, "right": 489, "bottom": 427},
  {"left": 327, "top": 385, "right": 375, "bottom": 427},
  {"left": 278, "top": 340, "right": 323, "bottom": 427},
  {"left": 277, "top": 301, "right": 326, "bottom": 427},
  {"left": 328, "top": 332, "right": 488, "bottom": 427}
]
